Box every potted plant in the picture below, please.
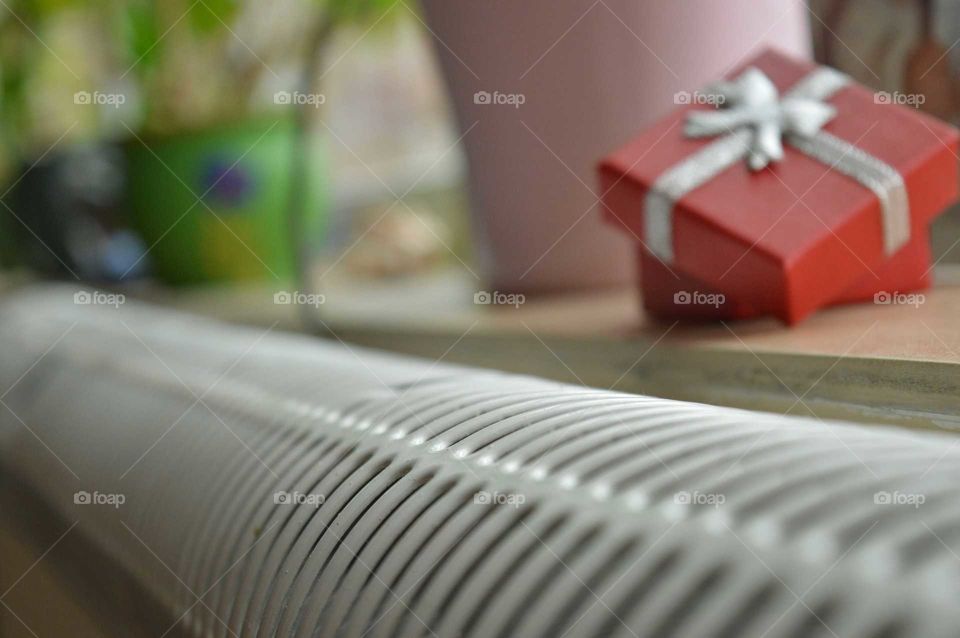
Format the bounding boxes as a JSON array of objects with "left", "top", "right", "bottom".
[
  {"left": 114, "top": 0, "right": 326, "bottom": 285},
  {"left": 1, "top": 0, "right": 405, "bottom": 286},
  {"left": 119, "top": 0, "right": 403, "bottom": 287}
]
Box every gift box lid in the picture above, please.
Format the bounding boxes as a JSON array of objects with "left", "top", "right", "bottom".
[{"left": 599, "top": 48, "right": 959, "bottom": 324}]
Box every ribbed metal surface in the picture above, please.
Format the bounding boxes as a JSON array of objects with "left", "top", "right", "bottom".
[{"left": 3, "top": 288, "right": 960, "bottom": 637}]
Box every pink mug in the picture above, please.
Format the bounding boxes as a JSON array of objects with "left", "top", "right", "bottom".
[{"left": 420, "top": 0, "right": 811, "bottom": 293}]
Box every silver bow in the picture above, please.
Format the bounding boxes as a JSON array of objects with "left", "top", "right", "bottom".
[
  {"left": 684, "top": 67, "right": 838, "bottom": 171},
  {"left": 645, "top": 65, "right": 910, "bottom": 263}
]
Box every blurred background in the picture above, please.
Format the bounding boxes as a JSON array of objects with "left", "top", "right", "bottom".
[
  {"left": 1, "top": 0, "right": 960, "bottom": 322},
  {"left": 0, "top": 0, "right": 468, "bottom": 292}
]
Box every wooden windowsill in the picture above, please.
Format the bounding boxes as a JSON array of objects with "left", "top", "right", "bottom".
[{"left": 108, "top": 264, "right": 960, "bottom": 434}]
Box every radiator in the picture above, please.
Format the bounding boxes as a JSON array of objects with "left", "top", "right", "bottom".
[{"left": 2, "top": 287, "right": 960, "bottom": 638}]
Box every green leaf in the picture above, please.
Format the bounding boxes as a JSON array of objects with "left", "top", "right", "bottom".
[
  {"left": 324, "top": 0, "right": 403, "bottom": 26},
  {"left": 21, "top": 0, "right": 94, "bottom": 18},
  {"left": 190, "top": 0, "right": 239, "bottom": 35},
  {"left": 120, "top": 1, "right": 161, "bottom": 73}
]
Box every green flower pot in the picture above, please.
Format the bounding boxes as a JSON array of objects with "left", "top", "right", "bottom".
[{"left": 125, "top": 117, "right": 326, "bottom": 284}]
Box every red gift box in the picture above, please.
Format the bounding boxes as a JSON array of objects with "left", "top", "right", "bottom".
[{"left": 599, "top": 49, "right": 959, "bottom": 324}]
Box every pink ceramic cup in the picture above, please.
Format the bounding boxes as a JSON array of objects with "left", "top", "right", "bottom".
[{"left": 420, "top": 0, "right": 811, "bottom": 293}]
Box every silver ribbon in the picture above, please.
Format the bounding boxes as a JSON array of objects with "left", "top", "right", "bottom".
[{"left": 645, "top": 66, "right": 909, "bottom": 262}]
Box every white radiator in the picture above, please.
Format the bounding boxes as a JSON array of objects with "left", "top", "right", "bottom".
[{"left": 2, "top": 287, "right": 960, "bottom": 637}]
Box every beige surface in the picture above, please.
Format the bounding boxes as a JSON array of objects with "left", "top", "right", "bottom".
[
  {"left": 145, "top": 265, "right": 960, "bottom": 362},
  {"left": 117, "top": 266, "right": 960, "bottom": 434}
]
